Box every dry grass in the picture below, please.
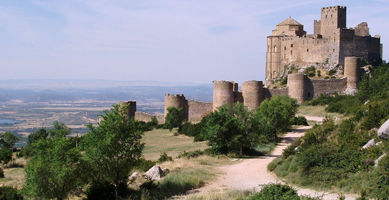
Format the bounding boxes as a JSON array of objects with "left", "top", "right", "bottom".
[
  {"left": 0, "top": 168, "right": 25, "bottom": 189},
  {"left": 142, "top": 128, "right": 208, "bottom": 161},
  {"left": 297, "top": 105, "right": 343, "bottom": 118}
]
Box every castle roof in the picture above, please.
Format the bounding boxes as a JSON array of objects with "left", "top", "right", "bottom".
[{"left": 277, "top": 17, "right": 302, "bottom": 26}]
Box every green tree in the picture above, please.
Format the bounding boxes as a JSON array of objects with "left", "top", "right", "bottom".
[
  {"left": 0, "top": 149, "right": 12, "bottom": 166},
  {"left": 201, "top": 102, "right": 262, "bottom": 155},
  {"left": 0, "top": 132, "right": 20, "bottom": 149},
  {"left": 23, "top": 123, "right": 84, "bottom": 200},
  {"left": 257, "top": 95, "right": 298, "bottom": 133},
  {"left": 83, "top": 104, "right": 145, "bottom": 200},
  {"left": 19, "top": 128, "right": 49, "bottom": 158},
  {"left": 164, "top": 107, "right": 184, "bottom": 131},
  {"left": 26, "top": 128, "right": 48, "bottom": 145}
]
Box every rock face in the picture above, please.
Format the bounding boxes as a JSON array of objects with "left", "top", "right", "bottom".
[
  {"left": 362, "top": 139, "right": 375, "bottom": 149},
  {"left": 143, "top": 165, "right": 165, "bottom": 181},
  {"left": 378, "top": 119, "right": 389, "bottom": 140}
]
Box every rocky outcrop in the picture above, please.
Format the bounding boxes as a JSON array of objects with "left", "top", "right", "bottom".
[
  {"left": 143, "top": 165, "right": 165, "bottom": 181},
  {"left": 362, "top": 139, "right": 375, "bottom": 149},
  {"left": 378, "top": 119, "right": 389, "bottom": 140}
]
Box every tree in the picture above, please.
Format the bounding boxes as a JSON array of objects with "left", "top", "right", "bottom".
[
  {"left": 83, "top": 104, "right": 145, "bottom": 200},
  {"left": 164, "top": 107, "right": 184, "bottom": 131},
  {"left": 201, "top": 102, "right": 262, "bottom": 155},
  {"left": 0, "top": 132, "right": 20, "bottom": 149},
  {"left": 257, "top": 95, "right": 298, "bottom": 133},
  {"left": 0, "top": 149, "right": 12, "bottom": 166},
  {"left": 23, "top": 123, "right": 84, "bottom": 200},
  {"left": 26, "top": 128, "right": 48, "bottom": 145}
]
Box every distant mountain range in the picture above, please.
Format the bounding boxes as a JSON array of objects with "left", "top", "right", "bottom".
[
  {"left": 0, "top": 79, "right": 212, "bottom": 90},
  {"left": 0, "top": 80, "right": 214, "bottom": 103}
]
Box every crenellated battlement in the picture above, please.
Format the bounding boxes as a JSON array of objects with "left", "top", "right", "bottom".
[
  {"left": 165, "top": 94, "right": 185, "bottom": 97},
  {"left": 322, "top": 5, "right": 346, "bottom": 11}
]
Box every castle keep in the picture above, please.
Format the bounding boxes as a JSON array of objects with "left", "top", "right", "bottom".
[
  {"left": 126, "top": 5, "right": 383, "bottom": 124},
  {"left": 266, "top": 6, "right": 382, "bottom": 83}
]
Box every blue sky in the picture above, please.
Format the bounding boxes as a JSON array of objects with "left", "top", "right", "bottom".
[{"left": 1, "top": 0, "right": 388, "bottom": 84}]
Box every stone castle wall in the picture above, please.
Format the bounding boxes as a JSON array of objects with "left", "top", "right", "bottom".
[
  {"left": 264, "top": 87, "right": 289, "bottom": 99},
  {"left": 134, "top": 112, "right": 165, "bottom": 124},
  {"left": 310, "top": 78, "right": 347, "bottom": 97},
  {"left": 187, "top": 100, "right": 213, "bottom": 121}
]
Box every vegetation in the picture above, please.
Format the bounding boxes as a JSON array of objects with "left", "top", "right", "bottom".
[
  {"left": 180, "top": 96, "right": 298, "bottom": 156},
  {"left": 304, "top": 66, "right": 316, "bottom": 77},
  {"left": 22, "top": 122, "right": 84, "bottom": 200},
  {"left": 164, "top": 107, "right": 184, "bottom": 131},
  {"left": 83, "top": 104, "right": 145, "bottom": 200},
  {"left": 270, "top": 62, "right": 389, "bottom": 198}
]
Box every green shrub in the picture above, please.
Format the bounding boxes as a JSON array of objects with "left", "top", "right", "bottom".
[
  {"left": 291, "top": 116, "right": 308, "bottom": 126},
  {"left": 249, "top": 183, "right": 299, "bottom": 200},
  {"left": 86, "top": 181, "right": 129, "bottom": 200},
  {"left": 281, "top": 77, "right": 288, "bottom": 85},
  {"left": 177, "top": 150, "right": 205, "bottom": 159},
  {"left": 0, "top": 168, "right": 4, "bottom": 178},
  {"left": 328, "top": 69, "right": 337, "bottom": 76},
  {"left": 137, "top": 158, "right": 156, "bottom": 172},
  {"left": 0, "top": 186, "right": 23, "bottom": 200},
  {"left": 304, "top": 66, "right": 316, "bottom": 77},
  {"left": 157, "top": 151, "right": 173, "bottom": 163}
]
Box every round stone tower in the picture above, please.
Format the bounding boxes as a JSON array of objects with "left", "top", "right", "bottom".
[
  {"left": 344, "top": 56, "right": 360, "bottom": 90},
  {"left": 118, "top": 101, "right": 136, "bottom": 118},
  {"left": 242, "top": 80, "right": 264, "bottom": 110},
  {"left": 213, "top": 80, "right": 234, "bottom": 111},
  {"left": 287, "top": 73, "right": 307, "bottom": 104},
  {"left": 164, "top": 94, "right": 186, "bottom": 117}
]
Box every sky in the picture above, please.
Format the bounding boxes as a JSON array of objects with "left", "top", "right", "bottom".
[{"left": 1, "top": 0, "right": 388, "bottom": 84}]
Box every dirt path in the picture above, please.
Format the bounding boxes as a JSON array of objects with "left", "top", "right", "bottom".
[{"left": 191, "top": 125, "right": 357, "bottom": 200}]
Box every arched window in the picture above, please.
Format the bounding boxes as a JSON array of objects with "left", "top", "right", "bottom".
[{"left": 274, "top": 46, "right": 277, "bottom": 52}]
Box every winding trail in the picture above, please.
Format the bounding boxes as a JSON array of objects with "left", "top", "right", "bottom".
[{"left": 190, "top": 118, "right": 357, "bottom": 199}]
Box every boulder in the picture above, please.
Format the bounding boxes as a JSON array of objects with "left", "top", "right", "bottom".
[
  {"left": 376, "top": 141, "right": 383, "bottom": 146},
  {"left": 362, "top": 139, "right": 375, "bottom": 149},
  {"left": 128, "top": 172, "right": 139, "bottom": 181},
  {"left": 375, "top": 153, "right": 387, "bottom": 167},
  {"left": 378, "top": 119, "right": 389, "bottom": 140},
  {"left": 143, "top": 165, "right": 165, "bottom": 181}
]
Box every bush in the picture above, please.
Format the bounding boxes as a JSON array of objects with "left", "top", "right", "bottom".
[
  {"left": 0, "top": 186, "right": 23, "bottom": 200},
  {"left": 304, "top": 66, "right": 316, "bottom": 77},
  {"left": 0, "top": 168, "right": 3, "bottom": 178},
  {"left": 328, "top": 69, "right": 337, "bottom": 76},
  {"left": 249, "top": 183, "right": 299, "bottom": 200},
  {"left": 157, "top": 152, "right": 173, "bottom": 163},
  {"left": 291, "top": 116, "right": 308, "bottom": 126},
  {"left": 177, "top": 150, "right": 206, "bottom": 159},
  {"left": 86, "top": 181, "right": 129, "bottom": 200},
  {"left": 136, "top": 158, "right": 156, "bottom": 172}
]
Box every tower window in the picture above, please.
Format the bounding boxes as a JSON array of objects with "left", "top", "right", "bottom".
[
  {"left": 291, "top": 44, "right": 293, "bottom": 48},
  {"left": 284, "top": 46, "right": 286, "bottom": 50},
  {"left": 326, "top": 15, "right": 327, "bottom": 18},
  {"left": 307, "top": 49, "right": 309, "bottom": 52},
  {"left": 274, "top": 46, "right": 277, "bottom": 52},
  {"left": 291, "top": 50, "right": 293, "bottom": 55},
  {"left": 333, "top": 49, "right": 335, "bottom": 52}
]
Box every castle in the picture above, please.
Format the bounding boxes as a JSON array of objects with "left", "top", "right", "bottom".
[
  {"left": 266, "top": 6, "right": 382, "bottom": 84},
  {"left": 122, "top": 5, "right": 383, "bottom": 124}
]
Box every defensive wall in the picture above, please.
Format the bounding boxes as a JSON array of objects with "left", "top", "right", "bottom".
[{"left": 134, "top": 112, "right": 165, "bottom": 124}]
